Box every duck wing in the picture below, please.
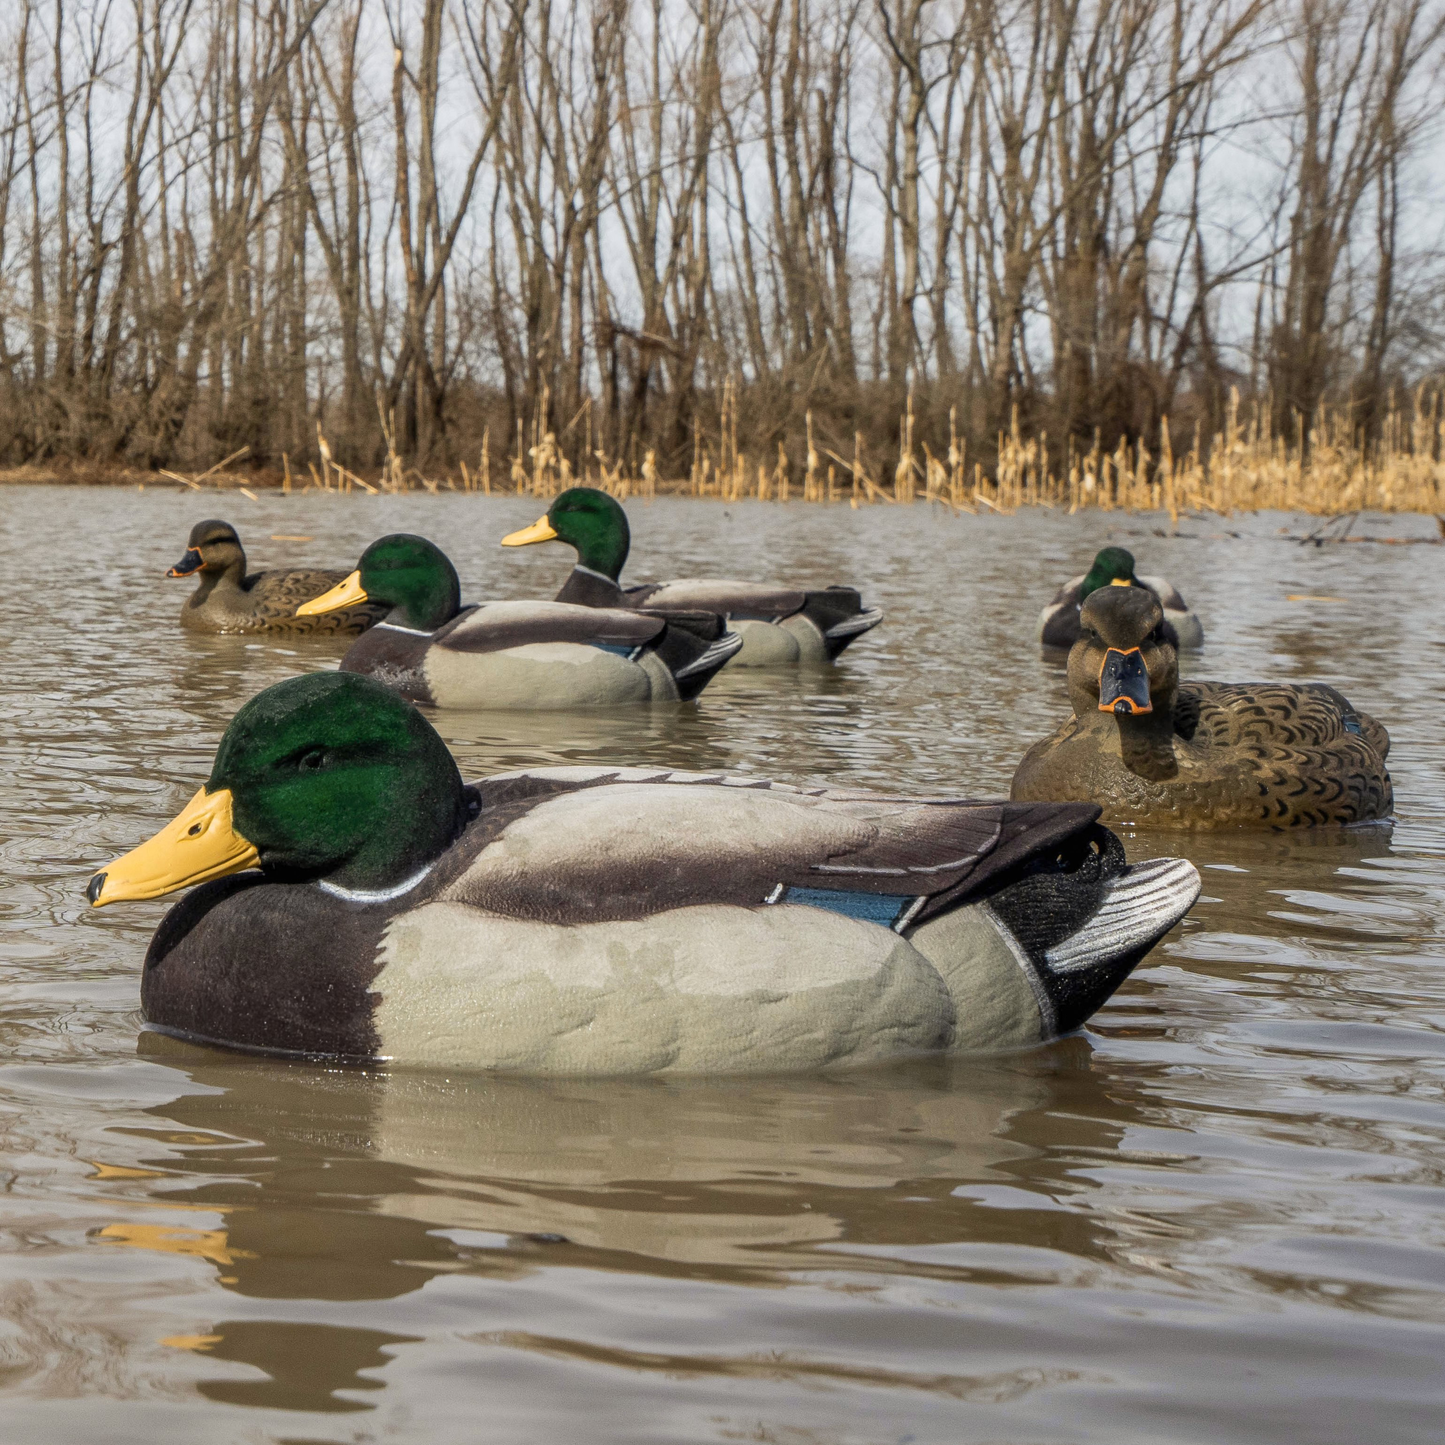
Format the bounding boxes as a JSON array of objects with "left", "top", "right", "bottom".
[
  {"left": 1136, "top": 573, "right": 1190, "bottom": 611},
  {"left": 625, "top": 580, "right": 881, "bottom": 658},
  {"left": 625, "top": 579, "right": 807, "bottom": 619},
  {"left": 431, "top": 599, "right": 665, "bottom": 654},
  {"left": 1189, "top": 682, "right": 1392, "bottom": 823},
  {"left": 434, "top": 766, "right": 1101, "bottom": 927},
  {"left": 1193, "top": 682, "right": 1383, "bottom": 749}
]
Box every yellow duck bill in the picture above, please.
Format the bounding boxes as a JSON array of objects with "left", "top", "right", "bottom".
[
  {"left": 1098, "top": 646, "right": 1153, "bottom": 716},
  {"left": 500, "top": 516, "right": 558, "bottom": 547},
  {"left": 87, "top": 787, "right": 260, "bottom": 906},
  {"left": 296, "top": 570, "right": 368, "bottom": 616}
]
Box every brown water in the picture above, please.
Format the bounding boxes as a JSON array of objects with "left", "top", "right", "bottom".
[{"left": 1, "top": 486, "right": 1442, "bottom": 1443}]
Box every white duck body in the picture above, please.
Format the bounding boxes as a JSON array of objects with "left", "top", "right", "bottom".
[
  {"left": 141, "top": 767, "right": 1201, "bottom": 1074},
  {"left": 1039, "top": 573, "right": 1205, "bottom": 649},
  {"left": 339, "top": 600, "right": 739, "bottom": 709}
]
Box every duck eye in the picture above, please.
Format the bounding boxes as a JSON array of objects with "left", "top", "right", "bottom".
[
  {"left": 296, "top": 747, "right": 328, "bottom": 772},
  {"left": 187, "top": 822, "right": 203, "bottom": 837}
]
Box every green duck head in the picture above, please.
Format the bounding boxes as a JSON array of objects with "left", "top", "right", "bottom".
[
  {"left": 88, "top": 672, "right": 468, "bottom": 904},
  {"left": 297, "top": 533, "right": 460, "bottom": 630},
  {"left": 168, "top": 519, "right": 246, "bottom": 581},
  {"left": 501, "top": 487, "right": 631, "bottom": 579},
  {"left": 1079, "top": 546, "right": 1139, "bottom": 601},
  {"left": 1068, "top": 583, "right": 1178, "bottom": 722}
]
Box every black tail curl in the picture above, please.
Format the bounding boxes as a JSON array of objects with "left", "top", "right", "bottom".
[{"left": 975, "top": 823, "right": 1127, "bottom": 963}]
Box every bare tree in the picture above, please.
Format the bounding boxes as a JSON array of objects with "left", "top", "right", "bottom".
[
  {"left": 1, "top": 0, "right": 1443, "bottom": 478},
  {"left": 1265, "top": 0, "right": 1445, "bottom": 444}
]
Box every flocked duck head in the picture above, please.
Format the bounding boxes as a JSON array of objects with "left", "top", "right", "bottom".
[
  {"left": 1066, "top": 583, "right": 1179, "bottom": 724},
  {"left": 168, "top": 519, "right": 247, "bottom": 582},
  {"left": 1078, "top": 546, "right": 1140, "bottom": 602},
  {"left": 501, "top": 487, "right": 631, "bottom": 580},
  {"left": 297, "top": 533, "right": 461, "bottom": 631},
  {"left": 88, "top": 672, "right": 469, "bottom": 904}
]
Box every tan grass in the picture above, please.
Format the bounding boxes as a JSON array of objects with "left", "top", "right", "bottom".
[
  {"left": 439, "top": 385, "right": 1445, "bottom": 517},
  {"left": 6, "top": 387, "right": 1445, "bottom": 516}
]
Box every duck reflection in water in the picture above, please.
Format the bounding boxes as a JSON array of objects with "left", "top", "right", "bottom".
[
  {"left": 80, "top": 1031, "right": 1216, "bottom": 1414},
  {"left": 104, "top": 1035, "right": 1158, "bottom": 1300}
]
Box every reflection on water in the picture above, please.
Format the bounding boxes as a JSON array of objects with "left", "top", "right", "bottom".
[
  {"left": 130, "top": 1042, "right": 1065, "bottom": 1274},
  {"left": 1, "top": 488, "right": 1443, "bottom": 1442},
  {"left": 191, "top": 1322, "right": 421, "bottom": 1413}
]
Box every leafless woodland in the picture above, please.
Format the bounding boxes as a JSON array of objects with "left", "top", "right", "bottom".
[{"left": 3, "top": 0, "right": 1444, "bottom": 484}]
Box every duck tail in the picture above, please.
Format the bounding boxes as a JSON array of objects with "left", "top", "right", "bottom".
[
  {"left": 652, "top": 611, "right": 744, "bottom": 698},
  {"left": 800, "top": 586, "right": 884, "bottom": 659},
  {"left": 921, "top": 818, "right": 1200, "bottom": 1039},
  {"left": 989, "top": 845, "right": 1200, "bottom": 1037}
]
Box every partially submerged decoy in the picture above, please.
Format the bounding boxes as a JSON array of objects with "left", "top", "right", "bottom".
[
  {"left": 1013, "top": 584, "right": 1391, "bottom": 828},
  {"left": 1039, "top": 546, "right": 1204, "bottom": 649},
  {"left": 296, "top": 533, "right": 739, "bottom": 708},
  {"left": 501, "top": 487, "right": 883, "bottom": 667},
  {"left": 169, "top": 520, "right": 385, "bottom": 635},
  {"left": 87, "top": 672, "right": 1200, "bottom": 1072}
]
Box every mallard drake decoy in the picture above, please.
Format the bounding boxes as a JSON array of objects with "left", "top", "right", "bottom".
[
  {"left": 1039, "top": 546, "right": 1204, "bottom": 649},
  {"left": 1013, "top": 584, "right": 1391, "bottom": 828},
  {"left": 501, "top": 487, "right": 883, "bottom": 667},
  {"left": 87, "top": 672, "right": 1200, "bottom": 1071},
  {"left": 296, "top": 533, "right": 739, "bottom": 708},
  {"left": 170, "top": 519, "right": 385, "bottom": 635}
]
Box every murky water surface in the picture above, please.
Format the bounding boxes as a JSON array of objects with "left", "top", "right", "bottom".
[{"left": 1, "top": 486, "right": 1442, "bottom": 1443}]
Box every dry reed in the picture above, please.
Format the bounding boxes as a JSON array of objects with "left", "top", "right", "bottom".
[
  {"left": 491, "top": 386, "right": 1445, "bottom": 518},
  {"left": 10, "top": 388, "right": 1445, "bottom": 518}
]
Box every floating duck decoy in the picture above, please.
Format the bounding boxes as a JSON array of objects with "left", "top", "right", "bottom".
[
  {"left": 1013, "top": 584, "right": 1391, "bottom": 828},
  {"left": 501, "top": 487, "right": 883, "bottom": 666},
  {"left": 1039, "top": 546, "right": 1204, "bottom": 649},
  {"left": 87, "top": 672, "right": 1200, "bottom": 1071},
  {"left": 169, "top": 519, "right": 385, "bottom": 635},
  {"left": 296, "top": 533, "right": 739, "bottom": 708}
]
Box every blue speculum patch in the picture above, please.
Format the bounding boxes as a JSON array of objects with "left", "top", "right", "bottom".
[
  {"left": 589, "top": 641, "right": 641, "bottom": 658},
  {"left": 783, "top": 887, "right": 914, "bottom": 928}
]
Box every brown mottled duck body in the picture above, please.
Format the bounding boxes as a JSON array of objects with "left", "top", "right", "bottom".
[
  {"left": 172, "top": 520, "right": 386, "bottom": 636},
  {"left": 1012, "top": 586, "right": 1391, "bottom": 829}
]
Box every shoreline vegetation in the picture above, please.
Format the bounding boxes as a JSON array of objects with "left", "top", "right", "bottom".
[
  {"left": 7, "top": 2, "right": 1445, "bottom": 523},
  {"left": 6, "top": 389, "right": 1445, "bottom": 520}
]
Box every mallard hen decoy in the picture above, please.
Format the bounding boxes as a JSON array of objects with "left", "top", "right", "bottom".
[
  {"left": 1039, "top": 546, "right": 1204, "bottom": 649},
  {"left": 170, "top": 519, "right": 385, "bottom": 635},
  {"left": 501, "top": 487, "right": 883, "bottom": 667},
  {"left": 1013, "top": 584, "right": 1391, "bottom": 828},
  {"left": 87, "top": 672, "right": 1201, "bottom": 1070},
  {"left": 297, "top": 532, "right": 739, "bottom": 707}
]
